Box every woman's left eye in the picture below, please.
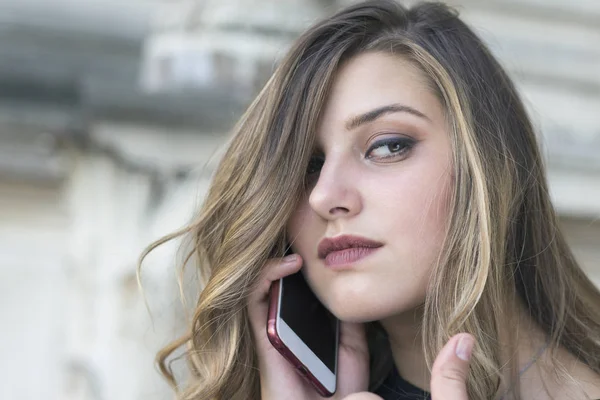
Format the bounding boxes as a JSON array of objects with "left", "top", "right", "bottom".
[{"left": 365, "top": 137, "right": 415, "bottom": 161}]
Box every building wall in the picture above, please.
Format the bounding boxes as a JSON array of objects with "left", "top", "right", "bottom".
[
  {"left": 0, "top": 180, "right": 67, "bottom": 399},
  {"left": 0, "top": 1, "right": 598, "bottom": 400}
]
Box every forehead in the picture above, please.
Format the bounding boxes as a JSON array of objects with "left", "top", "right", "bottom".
[{"left": 318, "top": 51, "right": 441, "bottom": 130}]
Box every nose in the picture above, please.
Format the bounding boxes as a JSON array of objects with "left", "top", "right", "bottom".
[{"left": 308, "top": 155, "right": 362, "bottom": 220}]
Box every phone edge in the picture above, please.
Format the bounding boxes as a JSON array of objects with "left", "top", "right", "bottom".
[{"left": 266, "top": 278, "right": 337, "bottom": 397}]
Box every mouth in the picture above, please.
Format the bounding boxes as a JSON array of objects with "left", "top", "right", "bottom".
[{"left": 317, "top": 234, "right": 383, "bottom": 268}]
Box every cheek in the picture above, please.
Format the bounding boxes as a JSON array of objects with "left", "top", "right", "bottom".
[
  {"left": 285, "top": 200, "right": 312, "bottom": 248},
  {"left": 411, "top": 173, "right": 450, "bottom": 236},
  {"left": 373, "top": 162, "right": 452, "bottom": 284},
  {"left": 377, "top": 169, "right": 450, "bottom": 234}
]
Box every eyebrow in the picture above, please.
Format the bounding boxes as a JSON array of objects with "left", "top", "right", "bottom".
[{"left": 345, "top": 103, "right": 431, "bottom": 131}]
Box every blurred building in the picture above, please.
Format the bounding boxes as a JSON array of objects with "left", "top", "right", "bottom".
[{"left": 0, "top": 0, "right": 598, "bottom": 399}]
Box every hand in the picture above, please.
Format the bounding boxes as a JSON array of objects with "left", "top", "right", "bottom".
[
  {"left": 344, "top": 333, "right": 474, "bottom": 400},
  {"left": 431, "top": 333, "right": 475, "bottom": 400},
  {"left": 341, "top": 334, "right": 475, "bottom": 400},
  {"left": 247, "top": 254, "right": 370, "bottom": 400}
]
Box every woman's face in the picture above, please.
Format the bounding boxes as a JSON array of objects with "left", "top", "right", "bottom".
[{"left": 286, "top": 52, "right": 453, "bottom": 322}]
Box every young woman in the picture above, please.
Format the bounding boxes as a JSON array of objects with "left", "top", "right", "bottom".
[{"left": 140, "top": 1, "right": 600, "bottom": 399}]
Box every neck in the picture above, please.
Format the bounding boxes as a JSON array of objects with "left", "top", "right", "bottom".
[
  {"left": 379, "top": 302, "right": 550, "bottom": 395},
  {"left": 379, "top": 304, "right": 430, "bottom": 391}
]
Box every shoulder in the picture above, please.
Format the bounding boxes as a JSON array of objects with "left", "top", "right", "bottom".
[
  {"left": 550, "top": 346, "right": 600, "bottom": 399},
  {"left": 576, "top": 367, "right": 600, "bottom": 399}
]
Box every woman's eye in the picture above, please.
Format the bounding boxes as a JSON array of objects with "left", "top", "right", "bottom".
[
  {"left": 366, "top": 137, "right": 415, "bottom": 161},
  {"left": 306, "top": 155, "right": 324, "bottom": 181}
]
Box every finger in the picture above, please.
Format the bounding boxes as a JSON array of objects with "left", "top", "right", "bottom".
[
  {"left": 430, "top": 333, "right": 475, "bottom": 400},
  {"left": 339, "top": 322, "right": 368, "bottom": 355},
  {"left": 248, "top": 254, "right": 303, "bottom": 305},
  {"left": 337, "top": 322, "right": 370, "bottom": 393}
]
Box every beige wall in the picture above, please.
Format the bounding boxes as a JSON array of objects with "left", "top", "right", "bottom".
[{"left": 0, "top": 179, "right": 68, "bottom": 399}]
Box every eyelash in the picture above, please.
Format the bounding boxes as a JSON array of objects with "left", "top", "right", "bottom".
[
  {"left": 305, "top": 136, "right": 416, "bottom": 181},
  {"left": 365, "top": 136, "right": 415, "bottom": 161}
]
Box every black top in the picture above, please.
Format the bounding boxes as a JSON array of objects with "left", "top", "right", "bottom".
[
  {"left": 373, "top": 365, "right": 431, "bottom": 400},
  {"left": 373, "top": 366, "right": 600, "bottom": 400}
]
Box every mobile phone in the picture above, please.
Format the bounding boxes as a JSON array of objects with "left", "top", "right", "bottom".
[{"left": 267, "top": 270, "right": 339, "bottom": 397}]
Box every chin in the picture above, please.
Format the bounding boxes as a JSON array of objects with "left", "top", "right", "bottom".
[
  {"left": 323, "top": 288, "right": 400, "bottom": 323},
  {"left": 330, "top": 305, "right": 385, "bottom": 323},
  {"left": 319, "top": 277, "right": 426, "bottom": 324},
  {"left": 330, "top": 298, "right": 425, "bottom": 325}
]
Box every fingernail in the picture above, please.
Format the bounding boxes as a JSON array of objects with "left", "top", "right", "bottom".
[
  {"left": 283, "top": 254, "right": 298, "bottom": 264},
  {"left": 456, "top": 335, "right": 474, "bottom": 361}
]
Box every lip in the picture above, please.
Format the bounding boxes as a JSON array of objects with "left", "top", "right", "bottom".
[{"left": 318, "top": 234, "right": 383, "bottom": 268}]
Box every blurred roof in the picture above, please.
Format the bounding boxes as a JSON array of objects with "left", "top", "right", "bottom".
[
  {"left": 1, "top": 0, "right": 599, "bottom": 168},
  {"left": 0, "top": 0, "right": 247, "bottom": 133}
]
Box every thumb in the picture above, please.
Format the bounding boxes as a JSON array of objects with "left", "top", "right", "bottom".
[{"left": 430, "top": 333, "right": 475, "bottom": 400}]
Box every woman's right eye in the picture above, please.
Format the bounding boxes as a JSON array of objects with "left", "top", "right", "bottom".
[{"left": 306, "top": 155, "right": 324, "bottom": 182}]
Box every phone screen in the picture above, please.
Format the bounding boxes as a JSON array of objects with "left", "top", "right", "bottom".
[{"left": 280, "top": 271, "right": 338, "bottom": 371}]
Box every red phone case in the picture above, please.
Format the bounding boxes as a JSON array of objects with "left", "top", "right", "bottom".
[{"left": 266, "top": 279, "right": 336, "bottom": 397}]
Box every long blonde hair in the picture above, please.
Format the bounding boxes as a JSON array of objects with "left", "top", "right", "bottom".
[{"left": 139, "top": 1, "right": 600, "bottom": 399}]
